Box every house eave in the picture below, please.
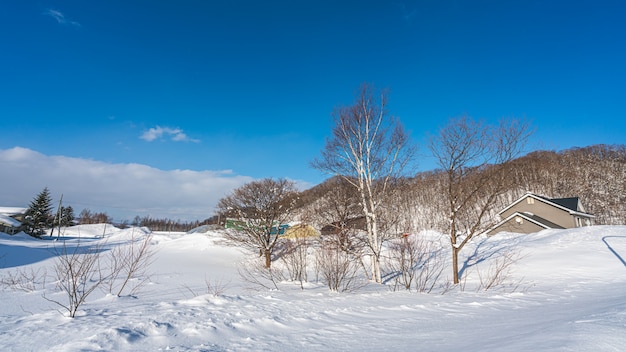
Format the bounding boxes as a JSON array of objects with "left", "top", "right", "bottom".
[
  {"left": 568, "top": 210, "right": 595, "bottom": 218},
  {"left": 498, "top": 192, "right": 594, "bottom": 218}
]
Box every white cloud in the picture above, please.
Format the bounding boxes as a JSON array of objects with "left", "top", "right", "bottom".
[
  {"left": 0, "top": 147, "right": 252, "bottom": 221},
  {"left": 140, "top": 126, "right": 200, "bottom": 143},
  {"left": 44, "top": 9, "right": 81, "bottom": 27},
  {"left": 45, "top": 9, "right": 65, "bottom": 23}
]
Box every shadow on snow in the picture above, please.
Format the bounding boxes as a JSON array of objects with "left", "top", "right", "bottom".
[{"left": 602, "top": 236, "right": 626, "bottom": 267}]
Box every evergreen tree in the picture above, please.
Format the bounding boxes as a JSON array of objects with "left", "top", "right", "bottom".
[
  {"left": 59, "top": 205, "right": 75, "bottom": 227},
  {"left": 24, "top": 187, "right": 54, "bottom": 237}
]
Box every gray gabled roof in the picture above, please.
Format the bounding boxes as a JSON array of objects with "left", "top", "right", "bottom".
[
  {"left": 541, "top": 196, "right": 580, "bottom": 212},
  {"left": 498, "top": 192, "right": 594, "bottom": 218}
]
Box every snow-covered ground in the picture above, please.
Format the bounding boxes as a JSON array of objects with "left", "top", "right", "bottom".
[{"left": 1, "top": 224, "right": 625, "bottom": 351}]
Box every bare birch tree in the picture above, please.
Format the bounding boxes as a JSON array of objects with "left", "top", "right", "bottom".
[
  {"left": 429, "top": 116, "right": 532, "bottom": 284},
  {"left": 312, "top": 83, "right": 415, "bottom": 283},
  {"left": 217, "top": 178, "right": 299, "bottom": 268}
]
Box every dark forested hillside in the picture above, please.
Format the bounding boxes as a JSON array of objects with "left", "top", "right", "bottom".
[
  {"left": 300, "top": 144, "right": 626, "bottom": 234},
  {"left": 507, "top": 144, "right": 626, "bottom": 225}
]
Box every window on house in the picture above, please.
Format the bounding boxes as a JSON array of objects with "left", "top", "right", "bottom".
[{"left": 527, "top": 197, "right": 534, "bottom": 205}]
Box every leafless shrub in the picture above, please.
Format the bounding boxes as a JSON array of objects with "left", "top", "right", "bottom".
[
  {"left": 319, "top": 228, "right": 370, "bottom": 282},
  {"left": 315, "top": 241, "right": 366, "bottom": 292},
  {"left": 105, "top": 230, "right": 156, "bottom": 297},
  {"left": 205, "top": 276, "right": 230, "bottom": 296},
  {"left": 385, "top": 235, "right": 447, "bottom": 293},
  {"left": 438, "top": 279, "right": 457, "bottom": 295},
  {"left": 181, "top": 284, "right": 199, "bottom": 298},
  {"left": 414, "top": 255, "right": 447, "bottom": 293},
  {"left": 44, "top": 240, "right": 105, "bottom": 318},
  {"left": 0, "top": 267, "right": 47, "bottom": 292},
  {"left": 386, "top": 236, "right": 422, "bottom": 291},
  {"left": 278, "top": 233, "right": 312, "bottom": 290},
  {"left": 42, "top": 228, "right": 156, "bottom": 317},
  {"left": 476, "top": 250, "right": 525, "bottom": 292},
  {"left": 238, "top": 259, "right": 286, "bottom": 291},
  {"left": 182, "top": 276, "right": 231, "bottom": 297}
]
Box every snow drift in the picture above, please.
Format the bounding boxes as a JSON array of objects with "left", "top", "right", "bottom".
[{"left": 0, "top": 225, "right": 625, "bottom": 351}]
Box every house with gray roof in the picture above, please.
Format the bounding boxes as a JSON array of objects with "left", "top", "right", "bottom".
[
  {"left": 0, "top": 207, "right": 28, "bottom": 235},
  {"left": 485, "top": 192, "right": 595, "bottom": 236}
]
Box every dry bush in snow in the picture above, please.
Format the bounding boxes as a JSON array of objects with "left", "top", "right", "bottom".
[
  {"left": 204, "top": 277, "right": 231, "bottom": 296},
  {"left": 183, "top": 276, "right": 231, "bottom": 297},
  {"left": 238, "top": 259, "right": 286, "bottom": 291},
  {"left": 277, "top": 229, "right": 313, "bottom": 290},
  {"left": 475, "top": 250, "right": 525, "bottom": 292},
  {"left": 385, "top": 234, "right": 447, "bottom": 293},
  {"left": 458, "top": 243, "right": 527, "bottom": 293},
  {"left": 43, "top": 228, "right": 156, "bottom": 317},
  {"left": 104, "top": 230, "right": 156, "bottom": 297},
  {"left": 315, "top": 240, "right": 367, "bottom": 292},
  {"left": 45, "top": 241, "right": 105, "bottom": 318},
  {"left": 0, "top": 267, "right": 47, "bottom": 292}
]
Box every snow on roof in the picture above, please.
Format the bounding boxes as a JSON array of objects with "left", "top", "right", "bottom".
[
  {"left": 0, "top": 213, "right": 21, "bottom": 227},
  {"left": 0, "top": 207, "right": 28, "bottom": 216}
]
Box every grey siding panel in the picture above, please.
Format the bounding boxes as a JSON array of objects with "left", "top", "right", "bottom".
[
  {"left": 487, "top": 217, "right": 545, "bottom": 235},
  {"left": 501, "top": 198, "right": 575, "bottom": 228}
]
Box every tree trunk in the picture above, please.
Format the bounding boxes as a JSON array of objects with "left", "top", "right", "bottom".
[
  {"left": 450, "top": 218, "right": 460, "bottom": 284},
  {"left": 371, "top": 219, "right": 382, "bottom": 284},
  {"left": 364, "top": 211, "right": 382, "bottom": 284},
  {"left": 264, "top": 249, "right": 271, "bottom": 268},
  {"left": 373, "top": 253, "right": 382, "bottom": 283},
  {"left": 452, "top": 246, "right": 460, "bottom": 284}
]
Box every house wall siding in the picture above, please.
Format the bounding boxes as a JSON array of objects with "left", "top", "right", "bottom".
[
  {"left": 501, "top": 198, "right": 576, "bottom": 228},
  {"left": 487, "top": 217, "right": 545, "bottom": 236}
]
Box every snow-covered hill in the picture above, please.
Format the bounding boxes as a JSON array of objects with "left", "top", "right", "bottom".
[{"left": 1, "top": 225, "right": 625, "bottom": 351}]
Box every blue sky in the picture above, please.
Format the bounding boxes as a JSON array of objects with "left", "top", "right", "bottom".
[{"left": 1, "top": 1, "right": 625, "bottom": 221}]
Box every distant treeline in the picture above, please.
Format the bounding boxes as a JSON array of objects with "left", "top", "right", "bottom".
[
  {"left": 129, "top": 216, "right": 214, "bottom": 232},
  {"left": 77, "top": 209, "right": 216, "bottom": 232}
]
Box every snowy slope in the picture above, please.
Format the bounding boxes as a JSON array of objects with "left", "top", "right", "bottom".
[{"left": 1, "top": 225, "right": 625, "bottom": 351}]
